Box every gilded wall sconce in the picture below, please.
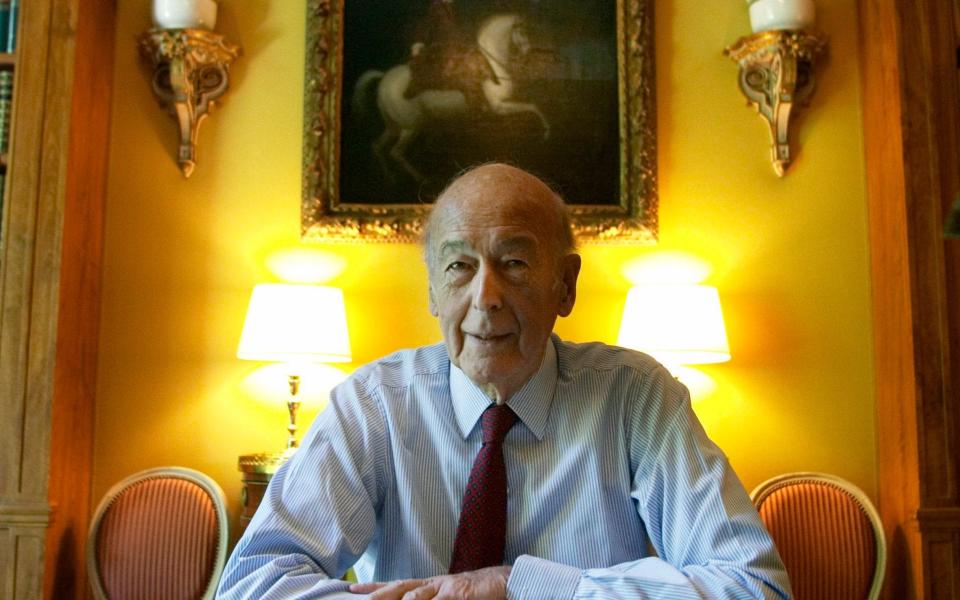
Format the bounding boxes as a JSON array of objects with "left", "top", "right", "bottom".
[
  {"left": 725, "top": 0, "right": 827, "bottom": 176},
  {"left": 139, "top": 0, "right": 241, "bottom": 177}
]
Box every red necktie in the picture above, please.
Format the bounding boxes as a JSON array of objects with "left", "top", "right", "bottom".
[{"left": 448, "top": 404, "right": 517, "bottom": 573}]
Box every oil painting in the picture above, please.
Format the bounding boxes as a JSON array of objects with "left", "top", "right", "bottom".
[{"left": 302, "top": 0, "right": 657, "bottom": 242}]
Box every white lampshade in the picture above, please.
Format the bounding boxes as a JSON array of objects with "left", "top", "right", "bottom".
[
  {"left": 617, "top": 285, "right": 731, "bottom": 365},
  {"left": 237, "top": 284, "right": 352, "bottom": 364}
]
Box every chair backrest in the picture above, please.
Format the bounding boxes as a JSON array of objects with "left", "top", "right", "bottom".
[
  {"left": 751, "top": 472, "right": 885, "bottom": 600},
  {"left": 87, "top": 467, "right": 229, "bottom": 600}
]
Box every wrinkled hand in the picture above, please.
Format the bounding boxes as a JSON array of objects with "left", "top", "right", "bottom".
[{"left": 348, "top": 566, "right": 511, "bottom": 599}]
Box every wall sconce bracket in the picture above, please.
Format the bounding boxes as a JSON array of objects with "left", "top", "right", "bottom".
[
  {"left": 138, "top": 28, "right": 242, "bottom": 177},
  {"left": 725, "top": 30, "right": 827, "bottom": 176}
]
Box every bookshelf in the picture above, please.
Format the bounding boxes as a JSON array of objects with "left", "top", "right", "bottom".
[
  {"left": 0, "top": 0, "right": 15, "bottom": 238},
  {"left": 0, "top": 49, "right": 10, "bottom": 175},
  {"left": 0, "top": 0, "right": 16, "bottom": 211}
]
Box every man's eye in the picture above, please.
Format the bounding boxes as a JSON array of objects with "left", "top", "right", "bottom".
[
  {"left": 505, "top": 259, "right": 528, "bottom": 269},
  {"left": 446, "top": 261, "right": 469, "bottom": 272}
]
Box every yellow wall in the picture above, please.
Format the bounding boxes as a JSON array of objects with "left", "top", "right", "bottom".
[{"left": 95, "top": 0, "right": 875, "bottom": 537}]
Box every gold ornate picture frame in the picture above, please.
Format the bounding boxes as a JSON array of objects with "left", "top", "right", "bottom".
[{"left": 301, "top": 0, "right": 657, "bottom": 243}]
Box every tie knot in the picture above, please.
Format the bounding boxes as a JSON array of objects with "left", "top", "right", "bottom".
[{"left": 480, "top": 404, "right": 517, "bottom": 444}]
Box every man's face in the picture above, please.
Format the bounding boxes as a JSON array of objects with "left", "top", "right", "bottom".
[{"left": 427, "top": 168, "right": 579, "bottom": 401}]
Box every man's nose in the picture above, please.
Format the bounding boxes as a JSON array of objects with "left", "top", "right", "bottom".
[{"left": 472, "top": 265, "right": 504, "bottom": 311}]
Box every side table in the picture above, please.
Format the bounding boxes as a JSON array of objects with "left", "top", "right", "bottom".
[{"left": 237, "top": 452, "right": 286, "bottom": 536}]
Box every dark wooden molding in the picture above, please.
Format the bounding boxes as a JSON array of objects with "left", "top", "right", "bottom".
[
  {"left": 859, "top": 0, "right": 960, "bottom": 597},
  {"left": 44, "top": 0, "right": 114, "bottom": 597}
]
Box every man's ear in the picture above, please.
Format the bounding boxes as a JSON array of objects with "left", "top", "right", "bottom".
[
  {"left": 557, "top": 254, "right": 581, "bottom": 317},
  {"left": 428, "top": 284, "right": 439, "bottom": 317}
]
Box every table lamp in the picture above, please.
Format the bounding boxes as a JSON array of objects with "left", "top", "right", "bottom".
[
  {"left": 237, "top": 283, "right": 352, "bottom": 456},
  {"left": 617, "top": 284, "right": 731, "bottom": 366}
]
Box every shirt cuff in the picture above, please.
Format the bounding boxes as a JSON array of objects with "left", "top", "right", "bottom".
[{"left": 507, "top": 554, "right": 580, "bottom": 600}]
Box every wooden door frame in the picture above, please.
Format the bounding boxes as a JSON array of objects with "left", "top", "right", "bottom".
[
  {"left": 0, "top": 0, "right": 112, "bottom": 598},
  {"left": 859, "top": 0, "right": 960, "bottom": 597}
]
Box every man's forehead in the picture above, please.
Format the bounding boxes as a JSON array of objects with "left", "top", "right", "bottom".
[
  {"left": 426, "top": 164, "right": 564, "bottom": 260},
  {"left": 436, "top": 230, "right": 540, "bottom": 256}
]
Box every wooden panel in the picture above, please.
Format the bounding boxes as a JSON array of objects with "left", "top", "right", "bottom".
[
  {"left": 0, "top": 0, "right": 61, "bottom": 592},
  {"left": 898, "top": 0, "right": 960, "bottom": 509},
  {"left": 13, "top": 534, "right": 44, "bottom": 600},
  {"left": 857, "top": 0, "right": 922, "bottom": 596},
  {"left": 0, "top": 0, "right": 55, "bottom": 502},
  {"left": 0, "top": 504, "right": 52, "bottom": 599},
  {"left": 43, "top": 0, "right": 113, "bottom": 597},
  {"left": 919, "top": 505, "right": 960, "bottom": 596},
  {"left": 859, "top": 0, "right": 960, "bottom": 596},
  {"left": 926, "top": 537, "right": 959, "bottom": 600},
  {"left": 941, "top": 0, "right": 960, "bottom": 518}
]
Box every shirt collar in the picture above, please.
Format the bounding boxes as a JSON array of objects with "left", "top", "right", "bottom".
[{"left": 450, "top": 338, "right": 557, "bottom": 442}]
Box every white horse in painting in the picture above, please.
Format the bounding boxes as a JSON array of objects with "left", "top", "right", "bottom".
[{"left": 354, "top": 13, "right": 550, "bottom": 183}]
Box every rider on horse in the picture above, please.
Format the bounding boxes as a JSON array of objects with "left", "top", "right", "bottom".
[{"left": 406, "top": 0, "right": 493, "bottom": 113}]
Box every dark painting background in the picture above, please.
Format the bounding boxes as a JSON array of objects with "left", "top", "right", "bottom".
[{"left": 339, "top": 0, "right": 619, "bottom": 206}]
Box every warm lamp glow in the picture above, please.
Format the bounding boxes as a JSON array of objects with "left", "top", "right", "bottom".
[
  {"left": 265, "top": 248, "right": 348, "bottom": 284},
  {"left": 237, "top": 283, "right": 352, "bottom": 455},
  {"left": 238, "top": 284, "right": 351, "bottom": 364},
  {"left": 617, "top": 285, "right": 731, "bottom": 365},
  {"left": 621, "top": 253, "right": 713, "bottom": 286}
]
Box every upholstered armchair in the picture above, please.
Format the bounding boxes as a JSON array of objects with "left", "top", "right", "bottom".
[
  {"left": 86, "top": 467, "right": 229, "bottom": 600},
  {"left": 751, "top": 472, "right": 886, "bottom": 600}
]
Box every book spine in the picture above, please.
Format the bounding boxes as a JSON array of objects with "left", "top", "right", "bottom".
[
  {"left": 0, "top": 70, "right": 12, "bottom": 154},
  {"left": 6, "top": 0, "right": 16, "bottom": 52},
  {"left": 0, "top": 1, "right": 10, "bottom": 53},
  {"left": 0, "top": 171, "right": 5, "bottom": 254}
]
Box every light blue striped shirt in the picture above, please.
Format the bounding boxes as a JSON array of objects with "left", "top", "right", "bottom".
[{"left": 217, "top": 336, "right": 792, "bottom": 599}]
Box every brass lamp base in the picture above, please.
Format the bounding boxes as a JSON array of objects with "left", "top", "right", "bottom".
[
  {"left": 238, "top": 452, "right": 286, "bottom": 534},
  {"left": 285, "top": 374, "right": 302, "bottom": 452}
]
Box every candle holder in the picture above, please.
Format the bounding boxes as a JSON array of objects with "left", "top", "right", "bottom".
[
  {"left": 725, "top": 29, "right": 827, "bottom": 176},
  {"left": 748, "top": 0, "right": 816, "bottom": 33},
  {"left": 138, "top": 26, "right": 241, "bottom": 177}
]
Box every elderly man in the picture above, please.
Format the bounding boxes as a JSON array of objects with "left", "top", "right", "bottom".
[{"left": 217, "top": 164, "right": 792, "bottom": 599}]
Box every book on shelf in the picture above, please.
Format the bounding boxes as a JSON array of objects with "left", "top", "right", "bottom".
[
  {"left": 5, "top": 0, "right": 15, "bottom": 53},
  {"left": 0, "top": 171, "right": 4, "bottom": 256},
  {"left": 0, "top": 1, "right": 10, "bottom": 52},
  {"left": 0, "top": 69, "right": 11, "bottom": 153}
]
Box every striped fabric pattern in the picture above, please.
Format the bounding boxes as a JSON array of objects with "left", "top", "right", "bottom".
[
  {"left": 217, "top": 336, "right": 791, "bottom": 599},
  {"left": 96, "top": 477, "right": 220, "bottom": 600},
  {"left": 757, "top": 482, "right": 876, "bottom": 599}
]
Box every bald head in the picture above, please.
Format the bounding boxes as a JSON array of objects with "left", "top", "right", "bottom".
[{"left": 423, "top": 164, "right": 575, "bottom": 271}]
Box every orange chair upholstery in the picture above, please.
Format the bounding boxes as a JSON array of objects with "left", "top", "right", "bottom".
[
  {"left": 87, "top": 467, "right": 228, "bottom": 600},
  {"left": 751, "top": 472, "right": 885, "bottom": 600}
]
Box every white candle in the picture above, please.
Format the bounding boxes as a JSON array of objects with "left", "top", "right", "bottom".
[
  {"left": 748, "top": 0, "right": 816, "bottom": 33},
  {"left": 152, "top": 0, "right": 218, "bottom": 30}
]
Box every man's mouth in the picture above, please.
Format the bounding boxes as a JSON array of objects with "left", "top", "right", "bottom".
[{"left": 466, "top": 332, "right": 512, "bottom": 342}]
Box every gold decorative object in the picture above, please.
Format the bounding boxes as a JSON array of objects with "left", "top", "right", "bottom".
[
  {"left": 138, "top": 28, "right": 241, "bottom": 177},
  {"left": 725, "top": 30, "right": 827, "bottom": 176},
  {"left": 282, "top": 374, "right": 302, "bottom": 454},
  {"left": 238, "top": 452, "right": 286, "bottom": 534}
]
